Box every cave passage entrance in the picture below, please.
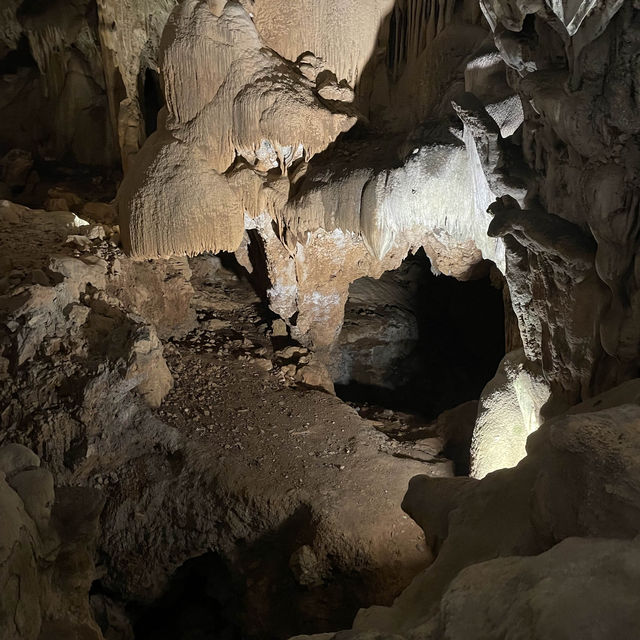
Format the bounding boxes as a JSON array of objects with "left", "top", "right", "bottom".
[
  {"left": 333, "top": 249, "right": 506, "bottom": 419},
  {"left": 130, "top": 552, "right": 242, "bottom": 640}
]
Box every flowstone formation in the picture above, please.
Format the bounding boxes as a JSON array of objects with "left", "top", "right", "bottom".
[
  {"left": 115, "top": 0, "right": 640, "bottom": 460},
  {"left": 2, "top": 0, "right": 640, "bottom": 639},
  {"left": 117, "top": 0, "right": 511, "bottom": 353}
]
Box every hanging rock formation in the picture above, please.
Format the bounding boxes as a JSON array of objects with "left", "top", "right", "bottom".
[
  {"left": 2, "top": 0, "right": 640, "bottom": 638},
  {"left": 115, "top": 0, "right": 518, "bottom": 355}
]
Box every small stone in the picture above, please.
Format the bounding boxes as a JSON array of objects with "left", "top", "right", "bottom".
[
  {"left": 271, "top": 318, "right": 288, "bottom": 337},
  {"left": 85, "top": 225, "right": 106, "bottom": 241},
  {"left": 202, "top": 318, "right": 230, "bottom": 332},
  {"left": 65, "top": 235, "right": 92, "bottom": 251},
  {"left": 289, "top": 546, "right": 324, "bottom": 587},
  {"left": 280, "top": 364, "right": 297, "bottom": 377},
  {"left": 31, "top": 269, "right": 49, "bottom": 286}
]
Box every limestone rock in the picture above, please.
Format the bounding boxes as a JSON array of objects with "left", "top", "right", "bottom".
[
  {"left": 389, "top": 392, "right": 640, "bottom": 632},
  {"left": 425, "top": 536, "right": 640, "bottom": 640},
  {"left": 472, "top": 2, "right": 640, "bottom": 402},
  {"left": 8, "top": 467, "right": 55, "bottom": 533},
  {"left": 0, "top": 202, "right": 175, "bottom": 449},
  {"left": 470, "top": 348, "right": 550, "bottom": 479},
  {"left": 0, "top": 443, "right": 41, "bottom": 477},
  {"left": 528, "top": 403, "right": 640, "bottom": 542},
  {"left": 118, "top": 0, "right": 355, "bottom": 258},
  {"left": 294, "top": 358, "right": 335, "bottom": 395},
  {"left": 125, "top": 324, "right": 173, "bottom": 408},
  {"left": 106, "top": 256, "right": 195, "bottom": 339},
  {"left": 0, "top": 444, "right": 104, "bottom": 640},
  {"left": 289, "top": 545, "right": 325, "bottom": 587},
  {"left": 96, "top": 0, "right": 178, "bottom": 166},
  {"left": 271, "top": 319, "right": 289, "bottom": 338},
  {"left": 65, "top": 234, "right": 93, "bottom": 251},
  {"left": 330, "top": 263, "right": 421, "bottom": 390}
]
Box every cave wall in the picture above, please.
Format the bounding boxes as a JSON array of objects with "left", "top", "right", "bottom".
[
  {"left": 2, "top": 0, "right": 639, "bottom": 407},
  {"left": 2, "top": 3, "right": 640, "bottom": 638},
  {"left": 109, "top": 0, "right": 640, "bottom": 410},
  {"left": 0, "top": 0, "right": 177, "bottom": 168},
  {"left": 480, "top": 1, "right": 639, "bottom": 403}
]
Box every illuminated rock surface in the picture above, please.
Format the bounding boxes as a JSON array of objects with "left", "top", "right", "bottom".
[{"left": 1, "top": 0, "right": 640, "bottom": 638}]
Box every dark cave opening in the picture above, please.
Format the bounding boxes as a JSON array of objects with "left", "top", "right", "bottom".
[
  {"left": 129, "top": 553, "right": 242, "bottom": 640},
  {"left": 333, "top": 248, "right": 506, "bottom": 421},
  {"left": 122, "top": 504, "right": 385, "bottom": 640},
  {"left": 0, "top": 35, "right": 38, "bottom": 75},
  {"left": 141, "top": 68, "right": 164, "bottom": 137}
]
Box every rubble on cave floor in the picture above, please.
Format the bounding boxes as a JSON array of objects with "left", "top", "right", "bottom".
[
  {"left": 0, "top": 199, "right": 457, "bottom": 639},
  {"left": 157, "top": 253, "right": 459, "bottom": 473}
]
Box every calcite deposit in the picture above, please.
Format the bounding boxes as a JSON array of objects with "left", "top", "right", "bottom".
[{"left": 2, "top": 0, "right": 640, "bottom": 638}]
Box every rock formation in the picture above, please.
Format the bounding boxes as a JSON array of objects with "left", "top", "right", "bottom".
[
  {"left": 0, "top": 443, "right": 104, "bottom": 640},
  {"left": 2, "top": 0, "right": 640, "bottom": 638}
]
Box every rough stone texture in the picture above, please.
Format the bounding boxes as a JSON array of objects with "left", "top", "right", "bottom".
[
  {"left": 424, "top": 536, "right": 640, "bottom": 640},
  {"left": 0, "top": 201, "right": 178, "bottom": 473},
  {"left": 0, "top": 0, "right": 527, "bottom": 361},
  {"left": 0, "top": 198, "right": 458, "bottom": 638},
  {"left": 3, "top": 0, "right": 638, "bottom": 413},
  {"left": 478, "top": 2, "right": 640, "bottom": 402},
  {"left": 298, "top": 389, "right": 640, "bottom": 639},
  {"left": 117, "top": 0, "right": 356, "bottom": 258},
  {"left": 3, "top": 1, "right": 640, "bottom": 638},
  {"left": 0, "top": 0, "right": 181, "bottom": 167},
  {"left": 0, "top": 1, "right": 117, "bottom": 166},
  {"left": 0, "top": 444, "right": 104, "bottom": 640},
  {"left": 112, "top": 0, "right": 524, "bottom": 355},
  {"left": 331, "top": 266, "right": 421, "bottom": 390},
  {"left": 96, "top": 0, "right": 178, "bottom": 167},
  {"left": 105, "top": 255, "right": 196, "bottom": 339},
  {"left": 293, "top": 537, "right": 640, "bottom": 640}
]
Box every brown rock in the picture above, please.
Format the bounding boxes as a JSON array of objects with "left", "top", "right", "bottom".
[{"left": 82, "top": 202, "right": 117, "bottom": 225}]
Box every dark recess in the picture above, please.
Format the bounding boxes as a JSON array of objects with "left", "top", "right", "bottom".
[
  {"left": 142, "top": 68, "right": 164, "bottom": 137},
  {"left": 335, "top": 249, "right": 506, "bottom": 419}
]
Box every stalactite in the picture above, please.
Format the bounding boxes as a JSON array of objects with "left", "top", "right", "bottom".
[
  {"left": 387, "top": 0, "right": 457, "bottom": 82},
  {"left": 119, "top": 0, "right": 355, "bottom": 257},
  {"left": 24, "top": 25, "right": 67, "bottom": 98}
]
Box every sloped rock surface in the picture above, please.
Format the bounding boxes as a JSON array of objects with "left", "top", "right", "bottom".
[
  {"left": 0, "top": 443, "right": 104, "bottom": 640},
  {"left": 297, "top": 389, "right": 640, "bottom": 639},
  {"left": 0, "top": 201, "right": 184, "bottom": 474}
]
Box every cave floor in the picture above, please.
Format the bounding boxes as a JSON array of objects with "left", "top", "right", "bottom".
[
  {"left": 102, "top": 259, "right": 455, "bottom": 637},
  {"left": 0, "top": 196, "right": 459, "bottom": 639},
  {"left": 160, "top": 268, "right": 453, "bottom": 487}
]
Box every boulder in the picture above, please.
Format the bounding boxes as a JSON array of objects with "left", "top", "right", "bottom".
[
  {"left": 0, "top": 443, "right": 40, "bottom": 477},
  {"left": 425, "top": 536, "right": 640, "bottom": 640}
]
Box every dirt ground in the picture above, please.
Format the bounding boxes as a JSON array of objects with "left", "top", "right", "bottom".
[{"left": 0, "top": 201, "right": 456, "bottom": 639}]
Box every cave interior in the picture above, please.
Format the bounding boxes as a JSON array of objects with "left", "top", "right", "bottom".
[{"left": 2, "top": 1, "right": 640, "bottom": 639}]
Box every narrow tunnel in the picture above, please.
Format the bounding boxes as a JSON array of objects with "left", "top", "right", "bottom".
[{"left": 333, "top": 249, "right": 506, "bottom": 420}]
